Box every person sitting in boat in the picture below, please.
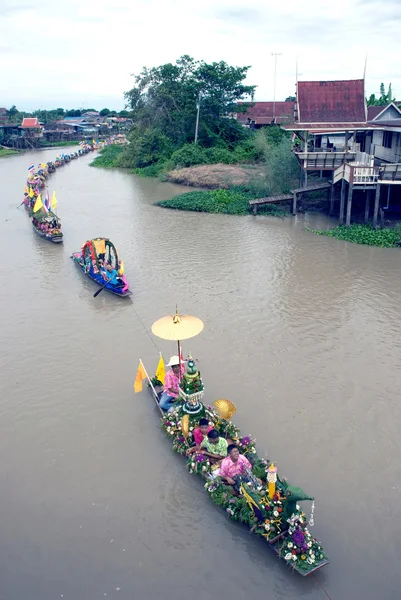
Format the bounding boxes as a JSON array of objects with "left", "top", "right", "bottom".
[
  {"left": 159, "top": 356, "right": 184, "bottom": 412},
  {"left": 218, "top": 444, "right": 252, "bottom": 486},
  {"left": 102, "top": 263, "right": 119, "bottom": 285},
  {"left": 199, "top": 429, "right": 228, "bottom": 464},
  {"left": 186, "top": 418, "right": 213, "bottom": 455}
]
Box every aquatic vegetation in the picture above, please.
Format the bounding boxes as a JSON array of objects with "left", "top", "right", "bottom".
[
  {"left": 310, "top": 224, "right": 401, "bottom": 248},
  {"left": 156, "top": 189, "right": 288, "bottom": 217},
  {"left": 90, "top": 145, "right": 125, "bottom": 168}
]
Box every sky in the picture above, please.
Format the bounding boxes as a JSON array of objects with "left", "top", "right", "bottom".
[{"left": 1, "top": 0, "right": 400, "bottom": 111}]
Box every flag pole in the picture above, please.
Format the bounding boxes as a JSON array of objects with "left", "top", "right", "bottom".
[{"left": 140, "top": 359, "right": 163, "bottom": 414}]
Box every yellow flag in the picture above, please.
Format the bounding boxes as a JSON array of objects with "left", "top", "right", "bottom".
[
  {"left": 51, "top": 190, "right": 57, "bottom": 210},
  {"left": 33, "top": 194, "right": 43, "bottom": 213},
  {"left": 29, "top": 187, "right": 34, "bottom": 198},
  {"left": 119, "top": 260, "right": 124, "bottom": 275},
  {"left": 155, "top": 354, "right": 165, "bottom": 385},
  {"left": 24, "top": 185, "right": 28, "bottom": 194},
  {"left": 134, "top": 361, "right": 147, "bottom": 393}
]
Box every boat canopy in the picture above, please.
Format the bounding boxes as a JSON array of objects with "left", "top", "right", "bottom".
[
  {"left": 33, "top": 209, "right": 60, "bottom": 223},
  {"left": 81, "top": 238, "right": 119, "bottom": 270}
]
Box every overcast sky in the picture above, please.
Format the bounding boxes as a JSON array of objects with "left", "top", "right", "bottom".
[{"left": 1, "top": 0, "right": 400, "bottom": 111}]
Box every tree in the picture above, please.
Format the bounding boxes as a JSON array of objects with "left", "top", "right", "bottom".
[
  {"left": 285, "top": 96, "right": 296, "bottom": 102},
  {"left": 100, "top": 108, "right": 111, "bottom": 116},
  {"left": 124, "top": 55, "right": 256, "bottom": 158},
  {"left": 118, "top": 110, "right": 130, "bottom": 117},
  {"left": 367, "top": 83, "right": 396, "bottom": 106},
  {"left": 65, "top": 109, "right": 82, "bottom": 117}
]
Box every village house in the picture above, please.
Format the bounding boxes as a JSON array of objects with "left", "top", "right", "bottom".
[
  {"left": 235, "top": 101, "right": 294, "bottom": 127},
  {"left": 281, "top": 79, "right": 401, "bottom": 226}
]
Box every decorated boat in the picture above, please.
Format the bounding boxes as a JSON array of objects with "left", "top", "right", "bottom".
[
  {"left": 136, "top": 314, "right": 329, "bottom": 578},
  {"left": 32, "top": 208, "right": 63, "bottom": 243},
  {"left": 47, "top": 161, "right": 56, "bottom": 173},
  {"left": 71, "top": 237, "right": 131, "bottom": 297}
]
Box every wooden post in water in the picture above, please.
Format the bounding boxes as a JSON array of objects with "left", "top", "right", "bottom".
[
  {"left": 329, "top": 183, "right": 335, "bottom": 215},
  {"left": 364, "top": 190, "right": 371, "bottom": 223},
  {"left": 373, "top": 184, "right": 381, "bottom": 228},
  {"left": 292, "top": 191, "right": 297, "bottom": 215},
  {"left": 345, "top": 184, "right": 353, "bottom": 227},
  {"left": 339, "top": 178, "right": 346, "bottom": 224}
]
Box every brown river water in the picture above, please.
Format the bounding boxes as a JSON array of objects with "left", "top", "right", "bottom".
[{"left": 0, "top": 147, "right": 400, "bottom": 600}]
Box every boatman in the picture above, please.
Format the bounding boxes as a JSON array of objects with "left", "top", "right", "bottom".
[{"left": 159, "top": 356, "right": 185, "bottom": 412}]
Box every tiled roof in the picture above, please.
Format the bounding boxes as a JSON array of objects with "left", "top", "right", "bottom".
[
  {"left": 282, "top": 122, "right": 376, "bottom": 132},
  {"left": 297, "top": 80, "right": 366, "bottom": 123},
  {"left": 21, "top": 117, "right": 41, "bottom": 128},
  {"left": 367, "top": 105, "right": 385, "bottom": 120},
  {"left": 237, "top": 101, "right": 294, "bottom": 124}
]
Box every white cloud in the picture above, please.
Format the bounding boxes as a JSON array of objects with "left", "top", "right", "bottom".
[{"left": 1, "top": 0, "right": 400, "bottom": 110}]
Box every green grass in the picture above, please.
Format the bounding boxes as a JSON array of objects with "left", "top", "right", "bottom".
[
  {"left": 89, "top": 145, "right": 124, "bottom": 168},
  {"left": 39, "top": 140, "right": 81, "bottom": 148},
  {"left": 0, "top": 147, "right": 19, "bottom": 157},
  {"left": 155, "top": 189, "right": 288, "bottom": 217},
  {"left": 310, "top": 224, "right": 401, "bottom": 247}
]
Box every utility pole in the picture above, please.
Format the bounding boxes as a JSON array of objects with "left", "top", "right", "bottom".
[
  {"left": 194, "top": 91, "right": 201, "bottom": 144},
  {"left": 271, "top": 53, "right": 282, "bottom": 121}
]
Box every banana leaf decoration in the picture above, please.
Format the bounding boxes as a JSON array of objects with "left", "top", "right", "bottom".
[
  {"left": 240, "top": 483, "right": 265, "bottom": 521},
  {"left": 181, "top": 414, "right": 189, "bottom": 440},
  {"left": 212, "top": 398, "right": 236, "bottom": 420}
]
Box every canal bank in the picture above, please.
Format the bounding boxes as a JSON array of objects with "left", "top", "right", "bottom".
[{"left": 1, "top": 148, "right": 401, "bottom": 599}]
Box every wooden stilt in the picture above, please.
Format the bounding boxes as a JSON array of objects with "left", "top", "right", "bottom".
[
  {"left": 329, "top": 184, "right": 335, "bottom": 215},
  {"left": 292, "top": 192, "right": 297, "bottom": 215},
  {"left": 364, "top": 190, "right": 371, "bottom": 223},
  {"left": 346, "top": 184, "right": 353, "bottom": 227},
  {"left": 339, "top": 179, "right": 346, "bottom": 224},
  {"left": 304, "top": 171, "right": 308, "bottom": 187},
  {"left": 373, "top": 184, "right": 380, "bottom": 228}
]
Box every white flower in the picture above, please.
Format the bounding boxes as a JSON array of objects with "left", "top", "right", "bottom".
[
  {"left": 310, "top": 554, "right": 315, "bottom": 560},
  {"left": 307, "top": 557, "right": 313, "bottom": 564},
  {"left": 264, "top": 524, "right": 270, "bottom": 531},
  {"left": 202, "top": 466, "right": 206, "bottom": 471},
  {"left": 308, "top": 542, "right": 312, "bottom": 548},
  {"left": 252, "top": 448, "right": 256, "bottom": 453},
  {"left": 296, "top": 504, "right": 300, "bottom": 510},
  {"left": 189, "top": 427, "right": 194, "bottom": 431},
  {"left": 273, "top": 511, "right": 279, "bottom": 517},
  {"left": 191, "top": 462, "right": 195, "bottom": 468},
  {"left": 299, "top": 517, "right": 304, "bottom": 523},
  {"left": 292, "top": 555, "right": 297, "bottom": 561},
  {"left": 287, "top": 542, "right": 293, "bottom": 549},
  {"left": 284, "top": 553, "right": 292, "bottom": 561}
]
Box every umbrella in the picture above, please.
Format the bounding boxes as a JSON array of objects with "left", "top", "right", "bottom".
[{"left": 151, "top": 306, "right": 204, "bottom": 374}]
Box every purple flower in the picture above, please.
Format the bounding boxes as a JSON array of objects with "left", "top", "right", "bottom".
[
  {"left": 292, "top": 529, "right": 305, "bottom": 546},
  {"left": 195, "top": 453, "right": 206, "bottom": 462},
  {"left": 241, "top": 436, "right": 251, "bottom": 446},
  {"left": 178, "top": 437, "right": 185, "bottom": 442},
  {"left": 165, "top": 421, "right": 171, "bottom": 426}
]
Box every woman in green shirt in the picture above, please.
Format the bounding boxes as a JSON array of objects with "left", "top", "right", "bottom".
[{"left": 200, "top": 429, "right": 228, "bottom": 464}]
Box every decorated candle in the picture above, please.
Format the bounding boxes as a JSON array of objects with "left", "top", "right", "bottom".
[{"left": 267, "top": 463, "right": 278, "bottom": 499}]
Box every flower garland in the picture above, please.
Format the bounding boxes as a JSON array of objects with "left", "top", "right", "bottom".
[
  {"left": 282, "top": 513, "right": 328, "bottom": 573},
  {"left": 237, "top": 435, "right": 257, "bottom": 457},
  {"left": 186, "top": 453, "right": 211, "bottom": 475}
]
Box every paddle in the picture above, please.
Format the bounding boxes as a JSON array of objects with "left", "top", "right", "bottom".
[{"left": 93, "top": 276, "right": 112, "bottom": 298}]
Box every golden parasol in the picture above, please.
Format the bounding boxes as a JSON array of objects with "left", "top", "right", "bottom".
[
  {"left": 151, "top": 306, "right": 204, "bottom": 375},
  {"left": 213, "top": 398, "right": 237, "bottom": 420}
]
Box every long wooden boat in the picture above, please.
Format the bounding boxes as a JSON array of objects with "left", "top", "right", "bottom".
[
  {"left": 71, "top": 237, "right": 131, "bottom": 297},
  {"left": 140, "top": 358, "right": 329, "bottom": 577},
  {"left": 32, "top": 209, "right": 63, "bottom": 243}
]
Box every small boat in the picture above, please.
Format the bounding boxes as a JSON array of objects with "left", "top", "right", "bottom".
[
  {"left": 32, "top": 209, "right": 63, "bottom": 243},
  {"left": 71, "top": 237, "right": 131, "bottom": 297},
  {"left": 63, "top": 154, "right": 71, "bottom": 163},
  {"left": 47, "top": 161, "right": 56, "bottom": 173},
  {"left": 138, "top": 349, "right": 329, "bottom": 578},
  {"left": 55, "top": 159, "right": 62, "bottom": 167}
]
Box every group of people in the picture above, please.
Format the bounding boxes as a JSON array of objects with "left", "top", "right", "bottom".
[
  {"left": 187, "top": 418, "right": 257, "bottom": 488},
  {"left": 32, "top": 217, "right": 61, "bottom": 234}
]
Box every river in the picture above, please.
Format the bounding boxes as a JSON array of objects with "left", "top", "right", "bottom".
[{"left": 0, "top": 147, "right": 400, "bottom": 600}]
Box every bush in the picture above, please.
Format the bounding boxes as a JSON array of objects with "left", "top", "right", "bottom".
[
  {"left": 310, "top": 224, "right": 401, "bottom": 247},
  {"left": 120, "top": 128, "right": 172, "bottom": 168},
  {"left": 170, "top": 144, "right": 209, "bottom": 168},
  {"left": 204, "top": 147, "right": 236, "bottom": 164},
  {"left": 155, "top": 188, "right": 288, "bottom": 217},
  {"left": 90, "top": 145, "right": 125, "bottom": 168}
]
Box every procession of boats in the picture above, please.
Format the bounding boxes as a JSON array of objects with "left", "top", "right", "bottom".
[
  {"left": 19, "top": 139, "right": 132, "bottom": 297},
  {"left": 18, "top": 139, "right": 329, "bottom": 579}
]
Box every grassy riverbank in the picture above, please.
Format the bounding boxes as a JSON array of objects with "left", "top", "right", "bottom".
[
  {"left": 156, "top": 189, "right": 288, "bottom": 216},
  {"left": 39, "top": 140, "right": 80, "bottom": 148},
  {"left": 311, "top": 224, "right": 401, "bottom": 247},
  {"left": 0, "top": 147, "right": 19, "bottom": 157},
  {"left": 90, "top": 145, "right": 125, "bottom": 168}
]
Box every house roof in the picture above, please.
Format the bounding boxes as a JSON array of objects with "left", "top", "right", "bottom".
[
  {"left": 367, "top": 102, "right": 401, "bottom": 121},
  {"left": 297, "top": 79, "right": 366, "bottom": 123},
  {"left": 21, "top": 117, "right": 41, "bottom": 128},
  {"left": 282, "top": 122, "right": 376, "bottom": 132},
  {"left": 237, "top": 101, "right": 294, "bottom": 124}
]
